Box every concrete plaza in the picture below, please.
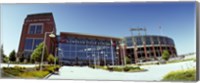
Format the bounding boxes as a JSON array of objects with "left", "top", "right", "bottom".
[{"left": 48, "top": 61, "right": 196, "bottom": 81}]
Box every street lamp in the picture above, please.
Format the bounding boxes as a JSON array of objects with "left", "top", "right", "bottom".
[
  {"left": 40, "top": 31, "right": 55, "bottom": 71},
  {"left": 104, "top": 54, "right": 107, "bottom": 66},
  {"left": 92, "top": 54, "right": 96, "bottom": 68},
  {"left": 58, "top": 48, "right": 63, "bottom": 66},
  {"left": 87, "top": 55, "right": 90, "bottom": 66},
  {"left": 54, "top": 47, "right": 59, "bottom": 67},
  {"left": 110, "top": 39, "right": 115, "bottom": 66}
]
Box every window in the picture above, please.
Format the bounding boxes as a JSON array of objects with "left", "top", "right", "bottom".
[
  {"left": 136, "top": 37, "right": 142, "bottom": 45},
  {"left": 36, "top": 25, "right": 42, "bottom": 34},
  {"left": 28, "top": 24, "right": 43, "bottom": 34},
  {"left": 33, "top": 39, "right": 43, "bottom": 49},
  {"left": 29, "top": 26, "right": 35, "bottom": 34},
  {"left": 153, "top": 37, "right": 159, "bottom": 44},
  {"left": 24, "top": 38, "right": 43, "bottom": 51},
  {"left": 25, "top": 39, "right": 33, "bottom": 50},
  {"left": 145, "top": 36, "right": 151, "bottom": 45}
]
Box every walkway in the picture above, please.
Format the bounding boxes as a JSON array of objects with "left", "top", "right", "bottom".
[{"left": 48, "top": 61, "right": 196, "bottom": 81}]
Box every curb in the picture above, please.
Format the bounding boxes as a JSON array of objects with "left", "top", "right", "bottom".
[{"left": 43, "top": 73, "right": 53, "bottom": 79}]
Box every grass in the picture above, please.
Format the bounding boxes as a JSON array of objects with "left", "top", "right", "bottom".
[
  {"left": 2, "top": 65, "right": 60, "bottom": 78},
  {"left": 163, "top": 68, "right": 196, "bottom": 81}
]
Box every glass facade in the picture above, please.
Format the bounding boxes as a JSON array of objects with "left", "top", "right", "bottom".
[
  {"left": 58, "top": 37, "right": 117, "bottom": 65},
  {"left": 125, "top": 36, "right": 175, "bottom": 46}
]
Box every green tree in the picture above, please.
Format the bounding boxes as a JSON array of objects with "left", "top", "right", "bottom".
[
  {"left": 19, "top": 54, "right": 25, "bottom": 63},
  {"left": 9, "top": 50, "right": 16, "bottom": 62},
  {"left": 162, "top": 50, "right": 170, "bottom": 61},
  {"left": 3, "top": 56, "right": 9, "bottom": 63},
  {"left": 126, "top": 56, "right": 131, "bottom": 64},
  {"left": 47, "top": 54, "right": 55, "bottom": 64},
  {"left": 31, "top": 42, "right": 48, "bottom": 63},
  {"left": 0, "top": 45, "right": 8, "bottom": 63}
]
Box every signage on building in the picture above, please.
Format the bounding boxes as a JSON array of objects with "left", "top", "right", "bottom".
[{"left": 25, "top": 19, "right": 50, "bottom": 22}]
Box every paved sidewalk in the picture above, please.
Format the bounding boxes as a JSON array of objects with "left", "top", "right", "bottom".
[
  {"left": 48, "top": 61, "right": 196, "bottom": 81},
  {"left": 1, "top": 63, "right": 39, "bottom": 68}
]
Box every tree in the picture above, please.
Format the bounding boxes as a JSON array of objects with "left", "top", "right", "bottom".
[
  {"left": 31, "top": 42, "right": 48, "bottom": 63},
  {"left": 3, "top": 56, "right": 9, "bottom": 63},
  {"left": 1, "top": 45, "right": 7, "bottom": 63},
  {"left": 19, "top": 54, "right": 25, "bottom": 63},
  {"left": 126, "top": 56, "right": 131, "bottom": 64},
  {"left": 47, "top": 54, "right": 55, "bottom": 64},
  {"left": 9, "top": 50, "right": 16, "bottom": 62},
  {"left": 162, "top": 50, "right": 170, "bottom": 61}
]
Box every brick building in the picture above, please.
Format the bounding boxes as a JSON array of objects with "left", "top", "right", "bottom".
[{"left": 17, "top": 13, "right": 57, "bottom": 61}]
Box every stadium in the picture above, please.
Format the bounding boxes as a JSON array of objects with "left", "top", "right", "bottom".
[{"left": 17, "top": 13, "right": 177, "bottom": 65}]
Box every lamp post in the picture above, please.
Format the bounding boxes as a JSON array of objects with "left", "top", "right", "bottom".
[
  {"left": 40, "top": 32, "right": 55, "bottom": 71},
  {"left": 100, "top": 51, "right": 104, "bottom": 66},
  {"left": 58, "top": 48, "right": 63, "bottom": 66},
  {"left": 54, "top": 47, "right": 59, "bottom": 67},
  {"left": 87, "top": 55, "right": 90, "bottom": 66},
  {"left": 92, "top": 54, "right": 96, "bottom": 68},
  {"left": 104, "top": 54, "right": 107, "bottom": 66},
  {"left": 110, "top": 39, "right": 114, "bottom": 66},
  {"left": 54, "top": 48, "right": 57, "bottom": 67}
]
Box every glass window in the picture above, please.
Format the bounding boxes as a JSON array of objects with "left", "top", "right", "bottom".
[
  {"left": 136, "top": 37, "right": 142, "bottom": 45},
  {"left": 145, "top": 36, "right": 151, "bottom": 45},
  {"left": 29, "top": 24, "right": 43, "bottom": 34},
  {"left": 24, "top": 39, "right": 33, "bottom": 50},
  {"left": 36, "top": 25, "right": 42, "bottom": 34},
  {"left": 29, "top": 25, "right": 35, "bottom": 34},
  {"left": 153, "top": 37, "right": 159, "bottom": 44},
  {"left": 25, "top": 38, "right": 43, "bottom": 51},
  {"left": 33, "top": 39, "right": 43, "bottom": 50}
]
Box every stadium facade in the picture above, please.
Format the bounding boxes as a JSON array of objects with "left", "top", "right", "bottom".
[{"left": 18, "top": 13, "right": 177, "bottom": 65}]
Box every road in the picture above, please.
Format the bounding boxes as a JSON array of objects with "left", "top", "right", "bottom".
[{"left": 48, "top": 61, "right": 196, "bottom": 81}]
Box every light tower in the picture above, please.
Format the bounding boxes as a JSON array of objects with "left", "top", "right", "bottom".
[{"left": 129, "top": 27, "right": 147, "bottom": 64}]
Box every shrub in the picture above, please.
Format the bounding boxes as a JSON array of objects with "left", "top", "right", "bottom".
[
  {"left": 163, "top": 68, "right": 196, "bottom": 81},
  {"left": 107, "top": 67, "right": 114, "bottom": 71},
  {"left": 2, "top": 66, "right": 25, "bottom": 76},
  {"left": 124, "top": 66, "right": 141, "bottom": 72},
  {"left": 2, "top": 65, "right": 58, "bottom": 78},
  {"left": 43, "top": 66, "right": 55, "bottom": 73},
  {"left": 19, "top": 71, "right": 49, "bottom": 78},
  {"left": 162, "top": 50, "right": 170, "bottom": 61},
  {"left": 112, "top": 67, "right": 123, "bottom": 71}
]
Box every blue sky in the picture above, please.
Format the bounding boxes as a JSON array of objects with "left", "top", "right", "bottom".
[{"left": 1, "top": 2, "right": 196, "bottom": 56}]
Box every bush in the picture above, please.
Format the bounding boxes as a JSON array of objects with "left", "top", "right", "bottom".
[
  {"left": 19, "top": 71, "right": 49, "bottom": 78},
  {"left": 123, "top": 66, "right": 141, "bottom": 72},
  {"left": 2, "top": 66, "right": 26, "bottom": 76},
  {"left": 43, "top": 65, "right": 61, "bottom": 73},
  {"left": 112, "top": 67, "right": 123, "bottom": 71},
  {"left": 163, "top": 68, "right": 196, "bottom": 81},
  {"left": 43, "top": 66, "right": 54, "bottom": 73},
  {"left": 162, "top": 50, "right": 170, "bottom": 61},
  {"left": 107, "top": 67, "right": 114, "bottom": 71},
  {"left": 2, "top": 65, "right": 60, "bottom": 78}
]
